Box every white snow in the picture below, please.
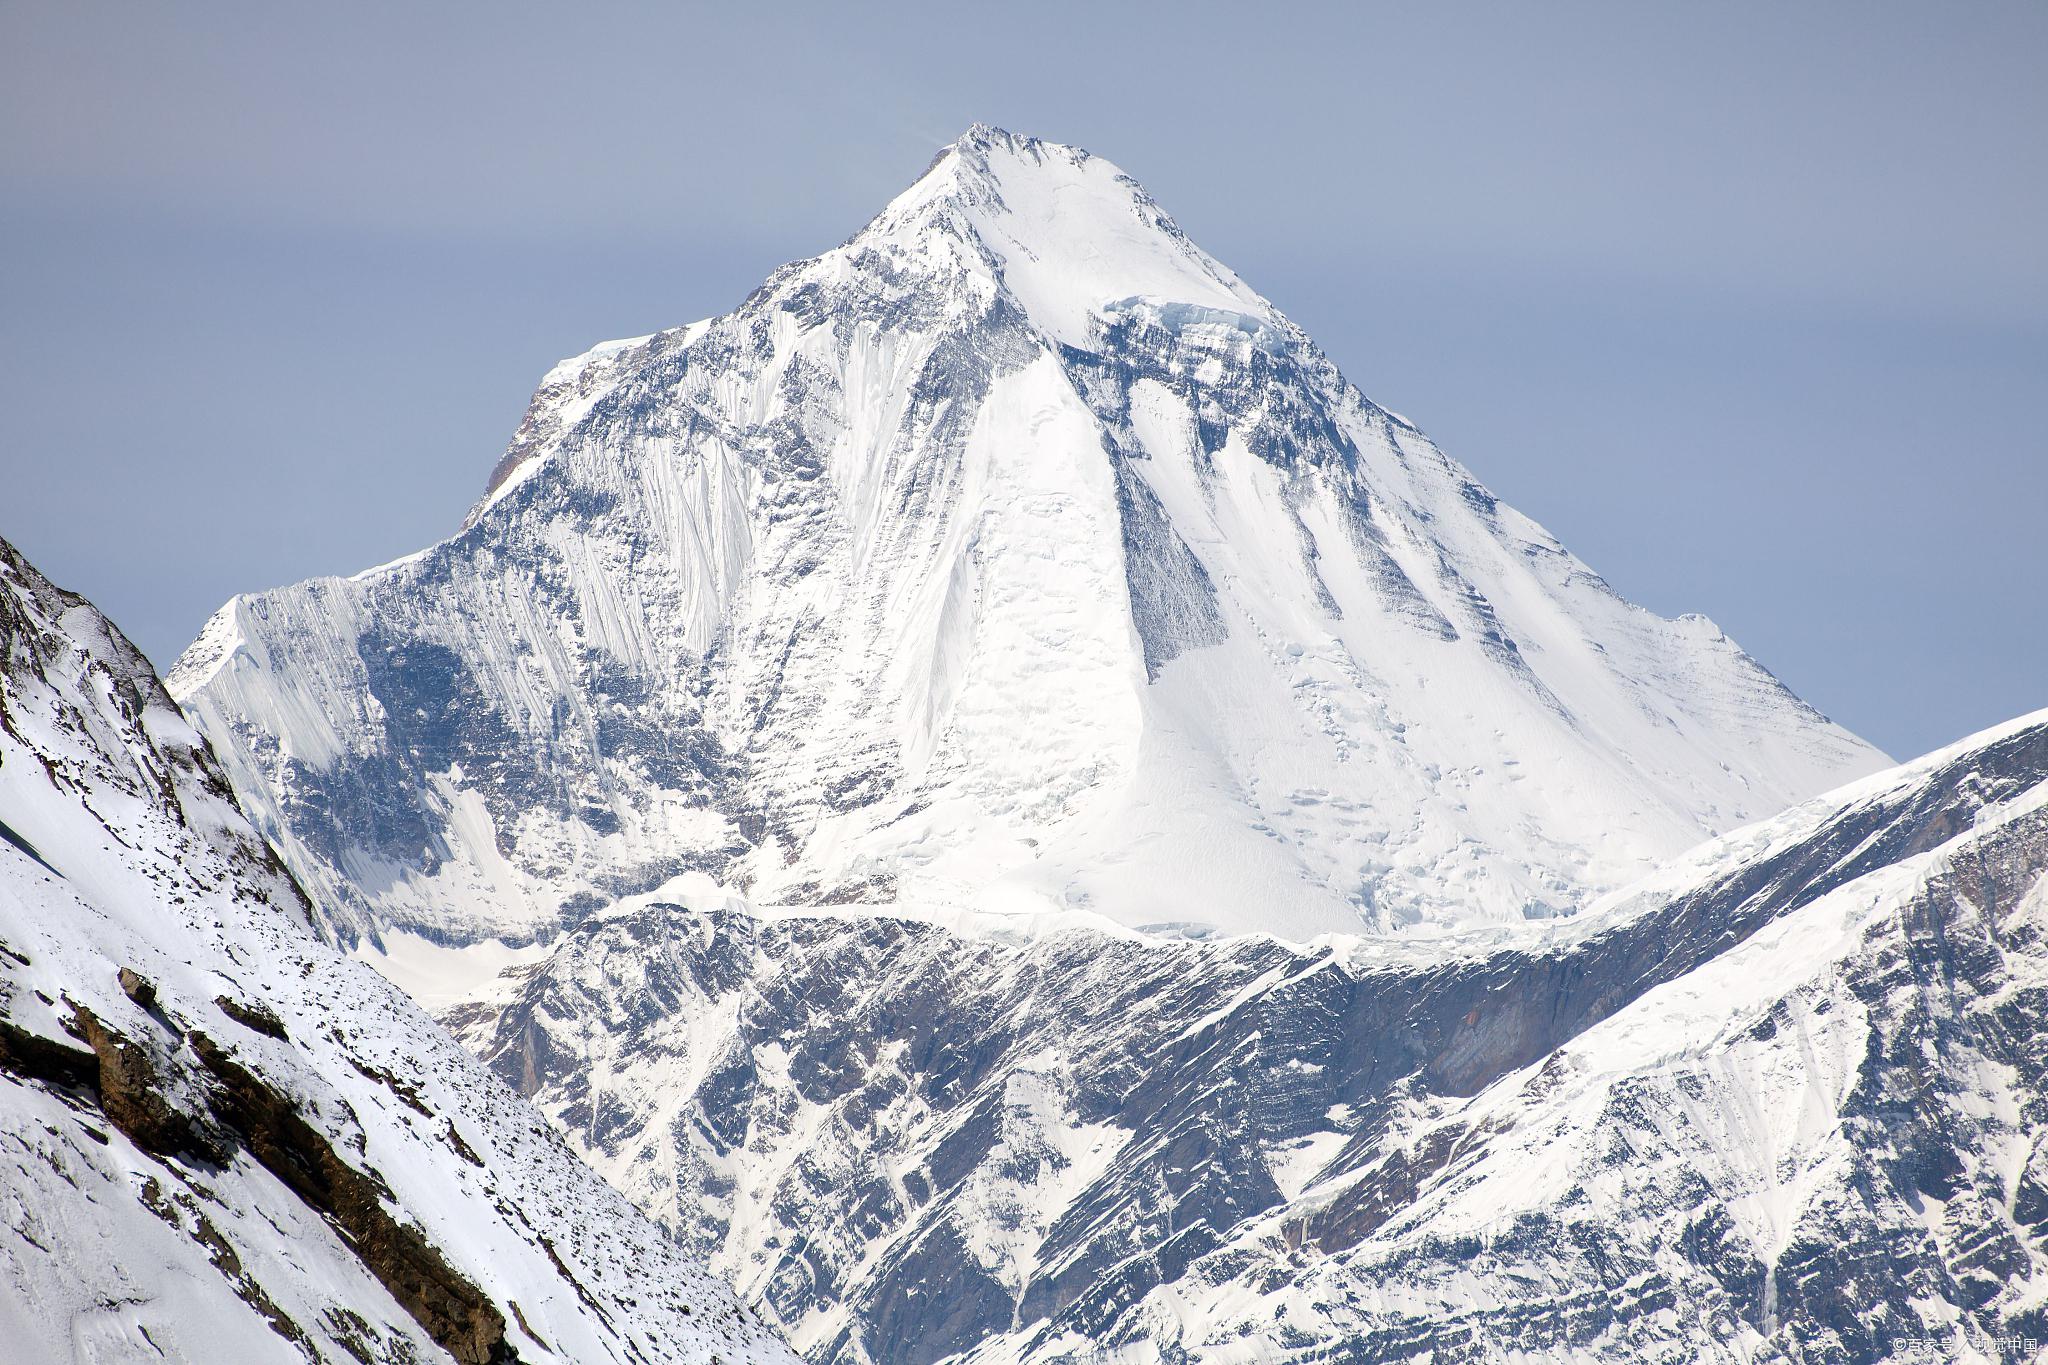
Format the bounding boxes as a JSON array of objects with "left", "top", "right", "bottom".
[
  {"left": 170, "top": 124, "right": 1889, "bottom": 953},
  {"left": 0, "top": 542, "right": 797, "bottom": 1365},
  {"left": 352, "top": 930, "right": 555, "bottom": 1013}
]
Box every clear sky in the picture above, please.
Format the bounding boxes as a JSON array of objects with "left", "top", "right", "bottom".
[{"left": 3, "top": 1, "right": 2041, "bottom": 760}]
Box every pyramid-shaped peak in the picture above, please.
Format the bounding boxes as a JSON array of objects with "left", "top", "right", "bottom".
[
  {"left": 954, "top": 121, "right": 1053, "bottom": 151},
  {"left": 949, "top": 122, "right": 1091, "bottom": 169},
  {"left": 956, "top": 121, "right": 1028, "bottom": 147},
  {"left": 875, "top": 124, "right": 1268, "bottom": 347},
  {"left": 896, "top": 124, "right": 1100, "bottom": 208},
  {"left": 172, "top": 118, "right": 1889, "bottom": 953}
]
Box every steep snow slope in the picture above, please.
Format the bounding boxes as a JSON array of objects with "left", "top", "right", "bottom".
[
  {"left": 0, "top": 537, "right": 796, "bottom": 1365},
  {"left": 447, "top": 711, "right": 2048, "bottom": 1365},
  {"left": 170, "top": 125, "right": 1885, "bottom": 946}
]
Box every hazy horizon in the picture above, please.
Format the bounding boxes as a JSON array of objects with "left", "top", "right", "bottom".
[{"left": 4, "top": 1, "right": 2042, "bottom": 759}]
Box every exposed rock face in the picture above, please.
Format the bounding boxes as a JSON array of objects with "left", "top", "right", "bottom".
[
  {"left": 192, "top": 1029, "right": 511, "bottom": 1363},
  {"left": 70, "top": 1004, "right": 230, "bottom": 1165},
  {"left": 4, "top": 993, "right": 516, "bottom": 1362},
  {"left": 0, "top": 536, "right": 797, "bottom": 1365},
  {"left": 169, "top": 125, "right": 1884, "bottom": 949},
  {"left": 445, "top": 714, "right": 2048, "bottom": 1363}
]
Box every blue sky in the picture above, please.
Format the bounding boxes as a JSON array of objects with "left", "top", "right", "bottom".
[{"left": 2, "top": 1, "right": 2041, "bottom": 759}]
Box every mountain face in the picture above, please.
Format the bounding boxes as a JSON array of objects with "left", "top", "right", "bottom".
[
  {"left": 444, "top": 710, "right": 2048, "bottom": 1364},
  {"left": 169, "top": 125, "right": 1884, "bottom": 948},
  {"left": 142, "top": 123, "right": 2038, "bottom": 1365},
  {"left": 0, "top": 537, "right": 796, "bottom": 1364}
]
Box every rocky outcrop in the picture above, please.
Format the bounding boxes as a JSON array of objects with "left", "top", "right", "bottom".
[
  {"left": 70, "top": 1003, "right": 228, "bottom": 1163},
  {"left": 1, "top": 986, "right": 517, "bottom": 1362},
  {"left": 189, "top": 1030, "right": 517, "bottom": 1365}
]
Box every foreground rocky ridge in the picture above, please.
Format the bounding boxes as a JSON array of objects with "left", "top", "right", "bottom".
[
  {"left": 444, "top": 712, "right": 2048, "bottom": 1364},
  {"left": 0, "top": 537, "right": 796, "bottom": 1364},
  {"left": 170, "top": 125, "right": 1882, "bottom": 947}
]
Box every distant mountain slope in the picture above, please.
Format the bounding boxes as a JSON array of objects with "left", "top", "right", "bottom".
[
  {"left": 447, "top": 709, "right": 2048, "bottom": 1364},
  {"left": 0, "top": 536, "right": 796, "bottom": 1365},
  {"left": 169, "top": 125, "right": 1885, "bottom": 947}
]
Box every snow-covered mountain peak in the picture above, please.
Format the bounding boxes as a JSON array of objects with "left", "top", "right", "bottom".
[
  {"left": 173, "top": 128, "right": 1888, "bottom": 947},
  {"left": 855, "top": 124, "right": 1269, "bottom": 348}
]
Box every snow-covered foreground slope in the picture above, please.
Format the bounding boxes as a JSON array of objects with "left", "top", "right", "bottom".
[
  {"left": 443, "top": 711, "right": 2048, "bottom": 1364},
  {"left": 0, "top": 537, "right": 796, "bottom": 1365},
  {"left": 170, "top": 125, "right": 1884, "bottom": 946}
]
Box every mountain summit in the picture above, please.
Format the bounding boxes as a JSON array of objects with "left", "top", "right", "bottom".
[{"left": 170, "top": 126, "right": 1886, "bottom": 945}]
